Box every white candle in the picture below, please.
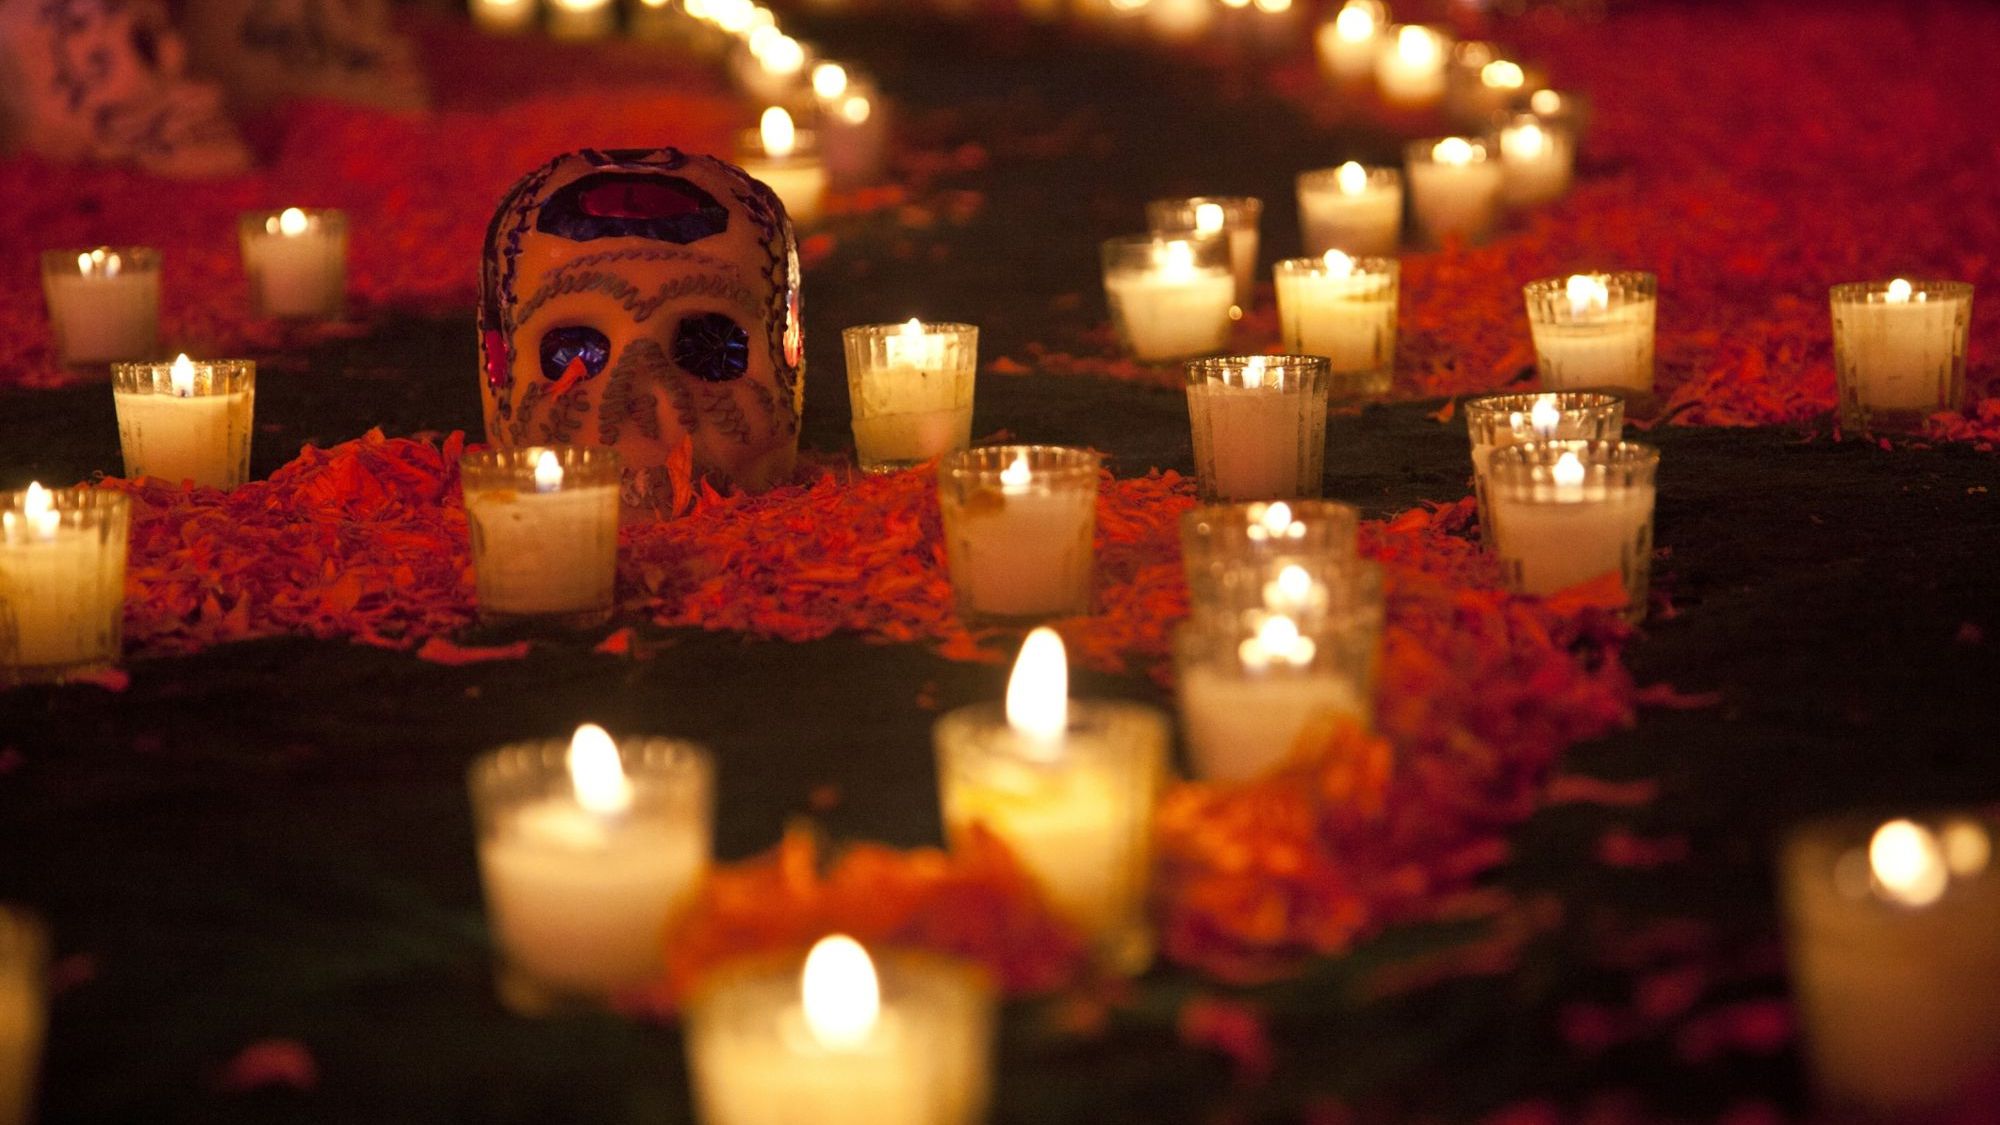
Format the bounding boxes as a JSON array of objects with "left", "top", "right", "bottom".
[
  {"left": 815, "top": 73, "right": 888, "bottom": 189},
  {"left": 1487, "top": 441, "right": 1658, "bottom": 618},
  {"left": 111, "top": 354, "right": 256, "bottom": 489},
  {"left": 739, "top": 107, "right": 829, "bottom": 224},
  {"left": 1273, "top": 251, "right": 1398, "bottom": 395},
  {"left": 1375, "top": 24, "right": 1450, "bottom": 107},
  {"left": 933, "top": 629, "right": 1169, "bottom": 975},
  {"left": 239, "top": 207, "right": 347, "bottom": 320},
  {"left": 731, "top": 28, "right": 807, "bottom": 102},
  {"left": 1145, "top": 197, "right": 1263, "bottom": 311},
  {"left": 1101, "top": 235, "right": 1236, "bottom": 362},
  {"left": 1463, "top": 391, "right": 1625, "bottom": 540},
  {"left": 39, "top": 247, "right": 160, "bottom": 365},
  {"left": 1315, "top": 0, "right": 1384, "bottom": 83},
  {"left": 1524, "top": 272, "right": 1659, "bottom": 395},
  {"left": 469, "top": 0, "right": 536, "bottom": 33},
  {"left": 1185, "top": 355, "right": 1329, "bottom": 502},
  {"left": 1406, "top": 136, "right": 1505, "bottom": 246},
  {"left": 1296, "top": 162, "right": 1403, "bottom": 257},
  {"left": 1177, "top": 609, "right": 1372, "bottom": 782},
  {"left": 1830, "top": 278, "right": 1973, "bottom": 428},
  {"left": 1499, "top": 114, "right": 1575, "bottom": 207},
  {"left": 471, "top": 724, "right": 712, "bottom": 1012},
  {"left": 0, "top": 484, "right": 129, "bottom": 683},
  {"left": 938, "top": 446, "right": 1098, "bottom": 622},
  {"left": 0, "top": 908, "right": 46, "bottom": 1125},
  {"left": 460, "top": 447, "right": 622, "bottom": 626},
  {"left": 843, "top": 319, "right": 978, "bottom": 472}
]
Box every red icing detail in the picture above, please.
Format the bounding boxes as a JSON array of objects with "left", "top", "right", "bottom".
[
  {"left": 482, "top": 330, "right": 511, "bottom": 390},
  {"left": 579, "top": 178, "right": 702, "bottom": 220}
]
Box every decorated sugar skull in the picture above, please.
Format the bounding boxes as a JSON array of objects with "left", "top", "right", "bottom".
[{"left": 479, "top": 148, "right": 803, "bottom": 516}]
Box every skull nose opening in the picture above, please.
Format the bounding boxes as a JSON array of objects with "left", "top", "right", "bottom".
[
  {"left": 672, "top": 314, "right": 751, "bottom": 383},
  {"left": 539, "top": 326, "right": 611, "bottom": 382}
]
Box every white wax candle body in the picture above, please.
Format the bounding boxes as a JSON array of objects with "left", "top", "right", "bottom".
[
  {"left": 464, "top": 486, "right": 619, "bottom": 616},
  {"left": 942, "top": 490, "right": 1095, "bottom": 619},
  {"left": 1318, "top": 30, "right": 1378, "bottom": 82},
  {"left": 1491, "top": 488, "right": 1653, "bottom": 598},
  {"left": 1274, "top": 276, "right": 1396, "bottom": 376},
  {"left": 469, "top": 0, "right": 536, "bottom": 32},
  {"left": 245, "top": 232, "right": 345, "bottom": 318},
  {"left": 479, "top": 800, "right": 706, "bottom": 996},
  {"left": 545, "top": 0, "right": 614, "bottom": 38},
  {"left": 1104, "top": 269, "right": 1235, "bottom": 361},
  {"left": 1834, "top": 300, "right": 1965, "bottom": 411},
  {"left": 1179, "top": 667, "right": 1364, "bottom": 782},
  {"left": 112, "top": 390, "right": 253, "bottom": 488},
  {"left": 1501, "top": 136, "right": 1575, "bottom": 208},
  {"left": 1532, "top": 311, "right": 1655, "bottom": 393},
  {"left": 849, "top": 363, "right": 975, "bottom": 469},
  {"left": 1187, "top": 384, "right": 1327, "bottom": 501},
  {"left": 741, "top": 157, "right": 828, "bottom": 223},
  {"left": 1298, "top": 189, "right": 1401, "bottom": 257},
  {"left": 1408, "top": 161, "right": 1505, "bottom": 244},
  {"left": 45, "top": 273, "right": 159, "bottom": 364},
  {"left": 0, "top": 526, "right": 126, "bottom": 672},
  {"left": 946, "top": 767, "right": 1146, "bottom": 941},
  {"left": 1376, "top": 52, "right": 1446, "bottom": 106}
]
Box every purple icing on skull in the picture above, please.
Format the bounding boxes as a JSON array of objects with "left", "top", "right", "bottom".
[{"left": 478, "top": 148, "right": 803, "bottom": 515}]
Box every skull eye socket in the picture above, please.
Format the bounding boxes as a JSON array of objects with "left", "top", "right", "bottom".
[
  {"left": 672, "top": 313, "right": 751, "bottom": 383},
  {"left": 539, "top": 325, "right": 611, "bottom": 382}
]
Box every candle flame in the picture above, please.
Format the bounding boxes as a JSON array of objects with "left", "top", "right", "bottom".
[
  {"left": 1870, "top": 818, "right": 1948, "bottom": 908},
  {"left": 1566, "top": 274, "right": 1610, "bottom": 316},
  {"left": 1529, "top": 88, "right": 1562, "bottom": 115},
  {"left": 1504, "top": 121, "right": 1547, "bottom": 160},
  {"left": 1886, "top": 278, "right": 1914, "bottom": 303},
  {"left": 801, "top": 935, "right": 880, "bottom": 1050},
  {"left": 1193, "top": 202, "right": 1226, "bottom": 235},
  {"left": 1239, "top": 613, "right": 1315, "bottom": 670},
  {"left": 1157, "top": 239, "right": 1198, "bottom": 281},
  {"left": 760, "top": 33, "right": 804, "bottom": 76},
  {"left": 838, "top": 94, "right": 872, "bottom": 125},
  {"left": 1551, "top": 450, "right": 1586, "bottom": 490},
  {"left": 1481, "top": 59, "right": 1525, "bottom": 89},
  {"left": 1254, "top": 500, "right": 1294, "bottom": 538},
  {"left": 79, "top": 247, "right": 121, "bottom": 277},
  {"left": 1322, "top": 249, "right": 1356, "bottom": 278},
  {"left": 1941, "top": 818, "right": 1992, "bottom": 877},
  {"left": 533, "top": 449, "right": 564, "bottom": 492},
  {"left": 1242, "top": 354, "right": 1267, "bottom": 389},
  {"left": 1272, "top": 563, "right": 1313, "bottom": 603},
  {"left": 277, "top": 207, "right": 310, "bottom": 237},
  {"left": 999, "top": 451, "right": 1032, "bottom": 495},
  {"left": 1333, "top": 2, "right": 1376, "bottom": 41},
  {"left": 1005, "top": 627, "right": 1069, "bottom": 746},
  {"left": 900, "top": 317, "right": 926, "bottom": 340},
  {"left": 567, "top": 723, "right": 633, "bottom": 816},
  {"left": 1529, "top": 394, "right": 1561, "bottom": 438},
  {"left": 760, "top": 106, "right": 797, "bottom": 159},
  {"left": 170, "top": 353, "right": 196, "bottom": 397},
  {"left": 1432, "top": 137, "right": 1479, "bottom": 165},
  {"left": 1396, "top": 24, "right": 1441, "bottom": 65},
  {"left": 1335, "top": 161, "right": 1369, "bottom": 196},
  {"left": 13, "top": 482, "right": 59, "bottom": 540},
  {"left": 811, "top": 61, "right": 848, "bottom": 100}
]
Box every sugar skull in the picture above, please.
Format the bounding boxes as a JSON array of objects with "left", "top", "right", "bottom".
[{"left": 479, "top": 148, "right": 803, "bottom": 516}]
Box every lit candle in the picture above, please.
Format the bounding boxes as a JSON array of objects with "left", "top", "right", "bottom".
[
  {"left": 1783, "top": 812, "right": 2000, "bottom": 1115},
  {"left": 1143, "top": 0, "right": 1216, "bottom": 40},
  {"left": 1829, "top": 278, "right": 1974, "bottom": 430},
  {"left": 1374, "top": 23, "right": 1450, "bottom": 107},
  {"left": 933, "top": 629, "right": 1170, "bottom": 974},
  {"left": 841, "top": 319, "right": 979, "bottom": 472},
  {"left": 1272, "top": 251, "right": 1398, "bottom": 397},
  {"left": 110, "top": 354, "right": 256, "bottom": 489},
  {"left": 1462, "top": 391, "right": 1625, "bottom": 540},
  {"left": 470, "top": 723, "right": 713, "bottom": 1013},
  {"left": 1498, "top": 113, "right": 1575, "bottom": 207},
  {"left": 686, "top": 934, "right": 997, "bottom": 1125},
  {"left": 1314, "top": 0, "right": 1384, "bottom": 83},
  {"left": 732, "top": 27, "right": 808, "bottom": 102},
  {"left": 0, "top": 908, "right": 46, "bottom": 1125},
  {"left": 459, "top": 446, "right": 623, "bottom": 627},
  {"left": 1100, "top": 233, "right": 1236, "bottom": 362},
  {"left": 1295, "top": 161, "right": 1403, "bottom": 257},
  {"left": 1486, "top": 440, "right": 1659, "bottom": 619},
  {"left": 1406, "top": 136, "right": 1505, "bottom": 246},
  {"left": 0, "top": 483, "right": 130, "bottom": 684},
  {"left": 1523, "top": 272, "right": 1659, "bottom": 395},
  {"left": 1184, "top": 355, "right": 1330, "bottom": 502},
  {"left": 937, "top": 445, "right": 1099, "bottom": 623},
  {"left": 1145, "top": 196, "right": 1263, "bottom": 312},
  {"left": 738, "top": 107, "right": 829, "bottom": 224},
  {"left": 469, "top": 0, "right": 536, "bottom": 33},
  {"left": 39, "top": 246, "right": 160, "bottom": 365},
  {"left": 814, "top": 70, "right": 888, "bottom": 188},
  {"left": 1179, "top": 499, "right": 1360, "bottom": 607},
  {"left": 238, "top": 207, "right": 347, "bottom": 320}
]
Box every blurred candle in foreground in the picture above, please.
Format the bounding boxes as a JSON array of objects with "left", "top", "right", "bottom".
[
  {"left": 0, "top": 484, "right": 129, "bottom": 684},
  {"left": 40, "top": 246, "right": 160, "bottom": 365},
  {"left": 1406, "top": 136, "right": 1504, "bottom": 246},
  {"left": 739, "top": 107, "right": 828, "bottom": 224},
  {"left": 1829, "top": 278, "right": 1973, "bottom": 431},
  {"left": 1296, "top": 161, "right": 1402, "bottom": 257},
  {"left": 111, "top": 354, "right": 256, "bottom": 489}
]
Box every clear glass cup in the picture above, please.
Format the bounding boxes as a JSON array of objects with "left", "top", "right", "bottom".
[
  {"left": 1486, "top": 438, "right": 1659, "bottom": 621},
  {"left": 39, "top": 246, "right": 160, "bottom": 366},
  {"left": 1829, "top": 279, "right": 1973, "bottom": 432},
  {"left": 1404, "top": 135, "right": 1504, "bottom": 246},
  {"left": 238, "top": 208, "right": 348, "bottom": 320},
  {"left": 1295, "top": 163, "right": 1403, "bottom": 257},
  {"left": 460, "top": 446, "right": 623, "bottom": 627},
  {"left": 1144, "top": 196, "right": 1264, "bottom": 310},
  {"left": 0, "top": 486, "right": 130, "bottom": 685},
  {"left": 1184, "top": 355, "right": 1329, "bottom": 502},
  {"left": 1272, "top": 254, "right": 1398, "bottom": 398},
  {"left": 1100, "top": 232, "right": 1235, "bottom": 362},
  {"left": 937, "top": 445, "right": 1099, "bottom": 624},
  {"left": 1180, "top": 499, "right": 1361, "bottom": 608},
  {"left": 0, "top": 905, "right": 48, "bottom": 1125},
  {"left": 1523, "top": 271, "right": 1659, "bottom": 396},
  {"left": 110, "top": 358, "right": 256, "bottom": 489},
  {"left": 1463, "top": 391, "right": 1625, "bottom": 540},
  {"left": 842, "top": 321, "right": 979, "bottom": 473}
]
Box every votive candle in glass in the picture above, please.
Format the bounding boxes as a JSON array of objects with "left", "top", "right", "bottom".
[
  {"left": 1486, "top": 439, "right": 1658, "bottom": 620},
  {"left": 1782, "top": 811, "right": 2000, "bottom": 1117},
  {"left": 937, "top": 446, "right": 1098, "bottom": 624},
  {"left": 0, "top": 484, "right": 129, "bottom": 684},
  {"left": 240, "top": 207, "right": 346, "bottom": 320},
  {"left": 1296, "top": 162, "right": 1402, "bottom": 257},
  {"left": 39, "top": 246, "right": 159, "bottom": 365},
  {"left": 1406, "top": 136, "right": 1504, "bottom": 246},
  {"left": 460, "top": 446, "right": 622, "bottom": 627},
  {"left": 1185, "top": 355, "right": 1328, "bottom": 502},
  {"left": 687, "top": 936, "right": 995, "bottom": 1125},
  {"left": 1498, "top": 112, "right": 1575, "bottom": 208},
  {"left": 1146, "top": 196, "right": 1263, "bottom": 311},
  {"left": 1829, "top": 279, "right": 1973, "bottom": 431},
  {"left": 1463, "top": 391, "right": 1624, "bottom": 539},
  {"left": 934, "top": 629, "right": 1169, "bottom": 975},
  {"left": 110, "top": 355, "right": 255, "bottom": 489},
  {"left": 729, "top": 29, "right": 808, "bottom": 104},
  {"left": 1273, "top": 252, "right": 1398, "bottom": 398},
  {"left": 1100, "top": 233, "right": 1236, "bottom": 363},
  {"left": 1524, "top": 272, "right": 1658, "bottom": 395},
  {"left": 815, "top": 70, "right": 889, "bottom": 188},
  {"left": 469, "top": 723, "right": 712, "bottom": 1014},
  {"left": 843, "top": 320, "right": 978, "bottom": 472},
  {"left": 1374, "top": 24, "right": 1450, "bottom": 107},
  {"left": 1314, "top": 0, "right": 1384, "bottom": 84},
  {"left": 1180, "top": 498, "right": 1360, "bottom": 607},
  {"left": 739, "top": 107, "right": 828, "bottom": 224},
  {"left": 0, "top": 907, "right": 47, "bottom": 1125}
]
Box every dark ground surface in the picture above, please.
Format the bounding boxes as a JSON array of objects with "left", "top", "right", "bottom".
[{"left": 3, "top": 10, "right": 2000, "bottom": 1125}]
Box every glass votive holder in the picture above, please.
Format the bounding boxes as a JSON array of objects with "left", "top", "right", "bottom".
[
  {"left": 1273, "top": 253, "right": 1398, "bottom": 399},
  {"left": 842, "top": 320, "right": 979, "bottom": 473},
  {"left": 1523, "top": 272, "right": 1659, "bottom": 396},
  {"left": 1101, "top": 232, "right": 1236, "bottom": 363},
  {"left": 1464, "top": 391, "right": 1625, "bottom": 540},
  {"left": 39, "top": 246, "right": 159, "bottom": 366},
  {"left": 1375, "top": 23, "right": 1451, "bottom": 107},
  {"left": 1406, "top": 136, "right": 1505, "bottom": 247},
  {"left": 1296, "top": 162, "right": 1403, "bottom": 258},
  {"left": 239, "top": 208, "right": 347, "bottom": 320},
  {"left": 0, "top": 906, "right": 47, "bottom": 1125},
  {"left": 1829, "top": 279, "right": 1973, "bottom": 431},
  {"left": 1486, "top": 439, "right": 1659, "bottom": 621},
  {"left": 687, "top": 940, "right": 996, "bottom": 1125},
  {"left": 1498, "top": 112, "right": 1575, "bottom": 208},
  {"left": 934, "top": 698, "right": 1170, "bottom": 976},
  {"left": 1145, "top": 196, "right": 1264, "bottom": 311},
  {"left": 1781, "top": 810, "right": 2000, "bottom": 1116},
  {"left": 738, "top": 110, "right": 829, "bottom": 225},
  {"left": 815, "top": 77, "right": 889, "bottom": 189},
  {"left": 460, "top": 446, "right": 622, "bottom": 628},
  {"left": 0, "top": 485, "right": 130, "bottom": 685},
  {"left": 468, "top": 726, "right": 713, "bottom": 1014},
  {"left": 1180, "top": 498, "right": 1361, "bottom": 607},
  {"left": 937, "top": 445, "right": 1099, "bottom": 624},
  {"left": 110, "top": 356, "right": 256, "bottom": 489},
  {"left": 1314, "top": 0, "right": 1386, "bottom": 84},
  {"left": 1184, "top": 355, "right": 1329, "bottom": 503}
]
